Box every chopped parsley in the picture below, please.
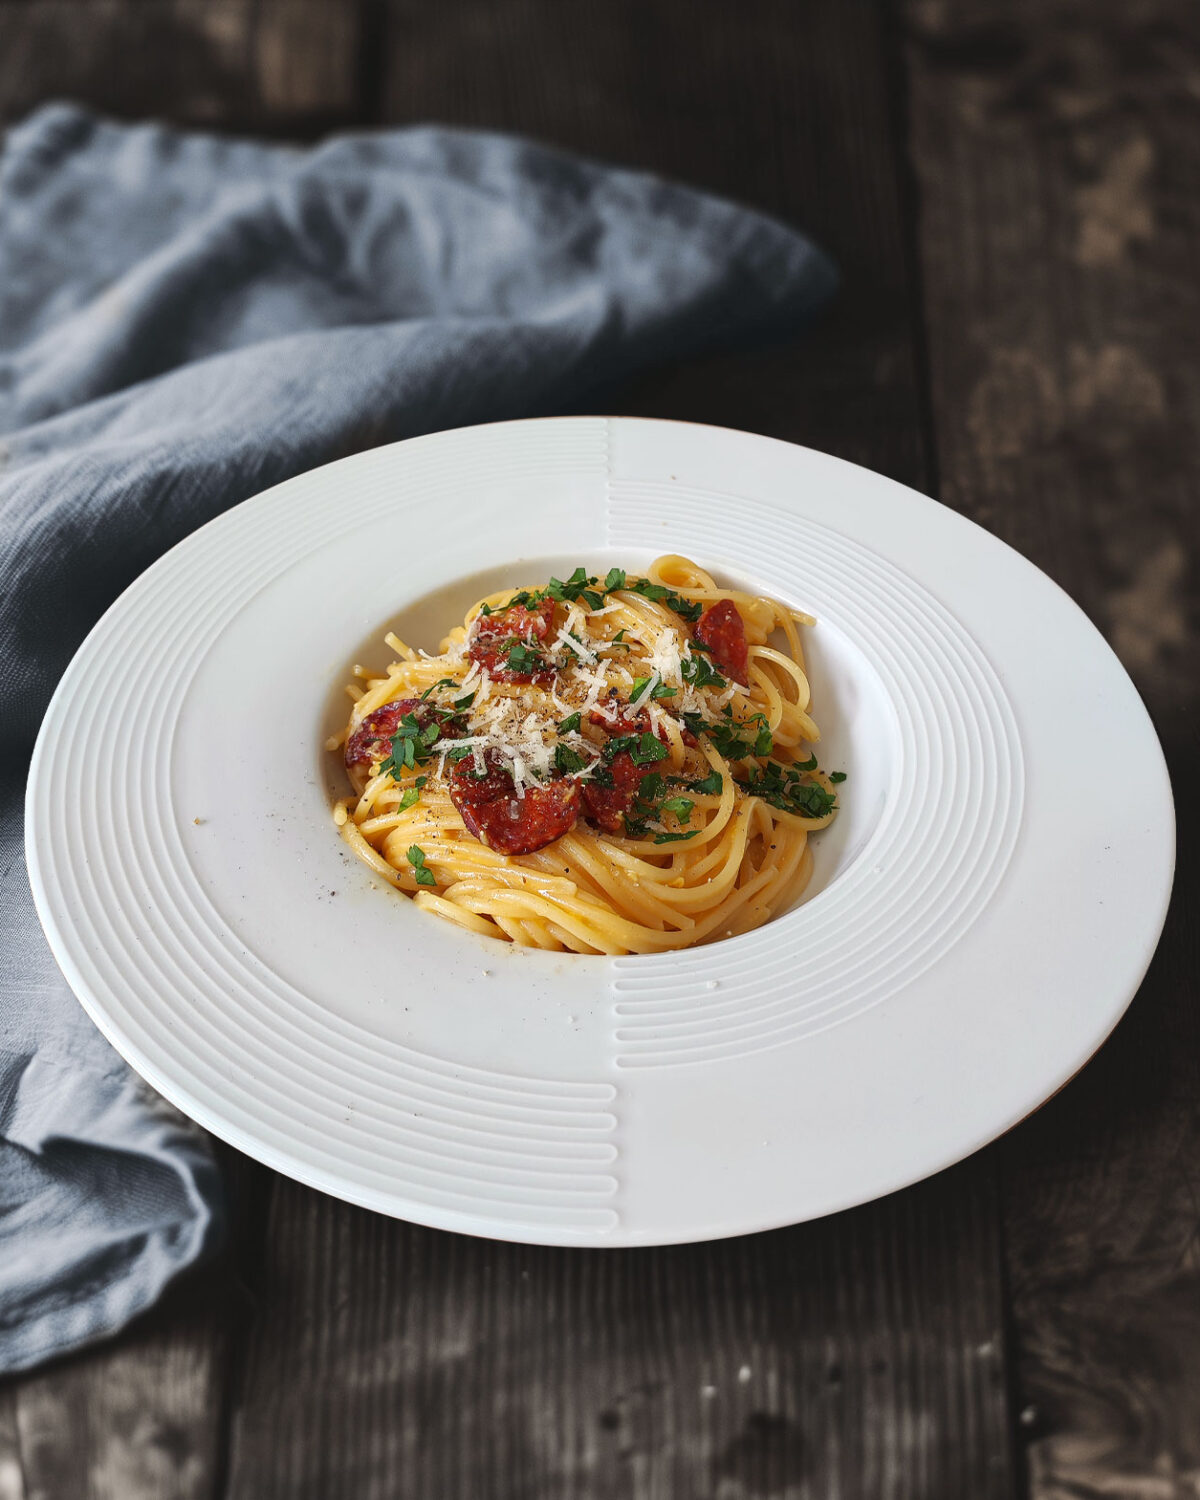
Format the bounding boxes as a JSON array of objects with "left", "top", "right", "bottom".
[
  {"left": 736, "top": 761, "right": 838, "bottom": 819},
  {"left": 557, "top": 711, "right": 582, "bottom": 734},
  {"left": 397, "top": 775, "right": 428, "bottom": 812},
  {"left": 681, "top": 652, "right": 726, "bottom": 690},
  {"left": 546, "top": 567, "right": 604, "bottom": 610},
  {"left": 682, "top": 709, "right": 772, "bottom": 761},
  {"left": 420, "top": 677, "right": 459, "bottom": 700},
  {"left": 636, "top": 772, "right": 665, "bottom": 803},
  {"left": 406, "top": 844, "right": 437, "bottom": 886},
  {"left": 631, "top": 674, "right": 677, "bottom": 701},
  {"left": 830, "top": 771, "right": 847, "bottom": 783},
  {"left": 624, "top": 768, "right": 690, "bottom": 840},
  {"left": 653, "top": 830, "right": 699, "bottom": 845},
  {"left": 624, "top": 772, "right": 675, "bottom": 838},
  {"left": 625, "top": 577, "right": 703, "bottom": 623},
  {"left": 554, "top": 743, "right": 589, "bottom": 774},
  {"left": 505, "top": 641, "right": 547, "bottom": 675},
  {"left": 635, "top": 733, "right": 669, "bottom": 767},
  {"left": 502, "top": 566, "right": 705, "bottom": 624},
  {"left": 497, "top": 588, "right": 546, "bottom": 611},
  {"left": 659, "top": 796, "right": 694, "bottom": 825},
  {"left": 603, "top": 731, "right": 669, "bottom": 768},
  {"left": 687, "top": 769, "right": 723, "bottom": 796},
  {"left": 380, "top": 713, "right": 446, "bottom": 779}
]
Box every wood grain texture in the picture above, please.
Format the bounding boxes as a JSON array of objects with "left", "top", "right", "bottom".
[
  {"left": 0, "top": 0, "right": 361, "bottom": 135},
  {"left": 903, "top": 2, "right": 1200, "bottom": 1495},
  {"left": 226, "top": 1166, "right": 1010, "bottom": 1500},
  {"left": 0, "top": 1392, "right": 25, "bottom": 1500},
  {"left": 380, "top": 0, "right": 930, "bottom": 487},
  {"left": 2, "top": 1270, "right": 237, "bottom": 1500}
]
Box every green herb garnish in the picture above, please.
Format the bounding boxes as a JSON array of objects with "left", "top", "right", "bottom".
[
  {"left": 635, "top": 772, "right": 665, "bottom": 805},
  {"left": 554, "top": 744, "right": 589, "bottom": 774},
  {"left": 406, "top": 844, "right": 437, "bottom": 886},
  {"left": 681, "top": 652, "right": 726, "bottom": 690},
  {"left": 381, "top": 711, "right": 446, "bottom": 778},
  {"left": 631, "top": 732, "right": 668, "bottom": 767},
  {"left": 382, "top": 735, "right": 416, "bottom": 776},
  {"left": 546, "top": 567, "right": 604, "bottom": 610},
  {"left": 659, "top": 796, "right": 694, "bottom": 825},
  {"left": 498, "top": 587, "right": 548, "bottom": 611},
  {"left": 397, "top": 775, "right": 428, "bottom": 812},
  {"left": 603, "top": 733, "right": 641, "bottom": 761},
  {"left": 830, "top": 771, "right": 847, "bottom": 783},
  {"left": 627, "top": 577, "right": 703, "bottom": 623},
  {"left": 653, "top": 830, "right": 700, "bottom": 845},
  {"left": 505, "top": 641, "right": 547, "bottom": 675},
  {"left": 680, "top": 709, "right": 771, "bottom": 761},
  {"left": 735, "top": 762, "right": 837, "bottom": 819},
  {"left": 688, "top": 769, "right": 723, "bottom": 796},
  {"left": 631, "top": 674, "right": 677, "bottom": 702},
  {"left": 557, "top": 711, "right": 582, "bottom": 734}
]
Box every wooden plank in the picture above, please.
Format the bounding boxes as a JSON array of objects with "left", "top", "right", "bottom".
[
  {"left": 6, "top": 1272, "right": 234, "bottom": 1500},
  {"left": 0, "top": 0, "right": 362, "bottom": 136},
  {"left": 902, "top": 1, "right": 1200, "bottom": 1495},
  {"left": 248, "top": 0, "right": 361, "bottom": 120},
  {"left": 380, "top": 0, "right": 929, "bottom": 485},
  {"left": 222, "top": 5, "right": 1015, "bottom": 1497},
  {"left": 0, "top": 1391, "right": 26, "bottom": 1500},
  {"left": 228, "top": 1165, "right": 1011, "bottom": 1500}
]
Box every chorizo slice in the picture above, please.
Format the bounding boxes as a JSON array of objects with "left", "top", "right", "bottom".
[
  {"left": 694, "top": 599, "right": 749, "bottom": 685},
  {"left": 449, "top": 751, "right": 580, "bottom": 855}
]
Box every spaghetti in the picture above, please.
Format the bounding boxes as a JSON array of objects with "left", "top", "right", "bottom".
[{"left": 328, "top": 555, "right": 840, "bottom": 955}]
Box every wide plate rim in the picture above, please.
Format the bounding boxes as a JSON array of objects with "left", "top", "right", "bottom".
[{"left": 25, "top": 415, "right": 1176, "bottom": 1246}]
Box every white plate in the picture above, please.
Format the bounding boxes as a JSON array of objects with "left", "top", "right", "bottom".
[{"left": 26, "top": 418, "right": 1174, "bottom": 1245}]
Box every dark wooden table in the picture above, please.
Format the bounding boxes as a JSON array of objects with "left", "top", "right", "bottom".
[{"left": 2, "top": 2, "right": 1196, "bottom": 1495}]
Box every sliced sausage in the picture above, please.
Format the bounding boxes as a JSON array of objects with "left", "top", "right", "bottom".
[
  {"left": 695, "top": 599, "right": 749, "bottom": 685},
  {"left": 449, "top": 751, "right": 580, "bottom": 855}
]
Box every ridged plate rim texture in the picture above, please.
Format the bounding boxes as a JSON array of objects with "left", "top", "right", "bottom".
[{"left": 25, "top": 417, "right": 1175, "bottom": 1245}]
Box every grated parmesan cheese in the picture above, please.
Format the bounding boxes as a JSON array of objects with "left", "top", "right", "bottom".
[
  {"left": 422, "top": 588, "right": 735, "bottom": 796},
  {"left": 554, "top": 626, "right": 598, "bottom": 665},
  {"left": 648, "top": 627, "right": 685, "bottom": 685}
]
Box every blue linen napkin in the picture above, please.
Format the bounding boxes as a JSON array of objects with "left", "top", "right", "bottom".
[{"left": 0, "top": 102, "right": 836, "bottom": 1373}]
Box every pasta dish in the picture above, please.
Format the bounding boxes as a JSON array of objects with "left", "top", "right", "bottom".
[{"left": 329, "top": 555, "right": 841, "bottom": 954}]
